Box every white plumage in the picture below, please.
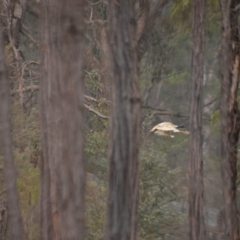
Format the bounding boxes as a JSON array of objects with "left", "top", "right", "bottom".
[{"left": 150, "top": 122, "right": 189, "bottom": 138}]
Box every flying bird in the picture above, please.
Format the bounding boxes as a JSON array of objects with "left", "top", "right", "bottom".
[{"left": 150, "top": 122, "right": 189, "bottom": 138}]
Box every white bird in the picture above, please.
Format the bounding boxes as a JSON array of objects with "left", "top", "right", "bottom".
[{"left": 150, "top": 122, "right": 189, "bottom": 138}]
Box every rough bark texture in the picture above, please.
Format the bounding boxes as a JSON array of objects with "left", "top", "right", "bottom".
[
  {"left": 40, "top": 0, "right": 86, "bottom": 239},
  {"left": 220, "top": 0, "right": 240, "bottom": 239},
  {"left": 40, "top": 2, "right": 58, "bottom": 238},
  {"left": 106, "top": 1, "right": 141, "bottom": 240},
  {"left": 188, "top": 0, "right": 206, "bottom": 239},
  {"left": 0, "top": 23, "right": 23, "bottom": 240}
]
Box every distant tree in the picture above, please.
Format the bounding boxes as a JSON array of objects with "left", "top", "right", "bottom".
[
  {"left": 136, "top": 0, "right": 168, "bottom": 60},
  {"left": 188, "top": 0, "right": 206, "bottom": 239},
  {"left": 106, "top": 0, "right": 141, "bottom": 240},
  {"left": 220, "top": 0, "right": 240, "bottom": 239},
  {"left": 0, "top": 23, "right": 23, "bottom": 240},
  {"left": 40, "top": 0, "right": 86, "bottom": 239}
]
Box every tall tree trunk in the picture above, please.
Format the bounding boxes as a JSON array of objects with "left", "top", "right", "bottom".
[
  {"left": 220, "top": 0, "right": 240, "bottom": 239},
  {"left": 0, "top": 23, "right": 23, "bottom": 240},
  {"left": 40, "top": 2, "right": 58, "bottom": 238},
  {"left": 106, "top": 1, "right": 141, "bottom": 240},
  {"left": 188, "top": 0, "right": 206, "bottom": 239},
  {"left": 40, "top": 0, "right": 86, "bottom": 239}
]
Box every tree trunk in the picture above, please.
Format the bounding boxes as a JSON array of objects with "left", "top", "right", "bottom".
[
  {"left": 106, "top": 1, "right": 141, "bottom": 240},
  {"left": 220, "top": 0, "right": 240, "bottom": 239},
  {"left": 40, "top": 2, "right": 58, "bottom": 238},
  {"left": 40, "top": 0, "right": 86, "bottom": 239},
  {"left": 0, "top": 23, "right": 23, "bottom": 240},
  {"left": 188, "top": 0, "right": 206, "bottom": 239}
]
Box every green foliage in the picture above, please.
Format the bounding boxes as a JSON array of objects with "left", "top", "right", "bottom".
[
  {"left": 138, "top": 141, "right": 186, "bottom": 240},
  {"left": 11, "top": 102, "right": 40, "bottom": 240},
  {"left": 85, "top": 129, "right": 108, "bottom": 179},
  {"left": 85, "top": 175, "right": 106, "bottom": 240},
  {"left": 171, "top": 0, "right": 191, "bottom": 30},
  {"left": 167, "top": 70, "right": 189, "bottom": 85},
  {"left": 211, "top": 110, "right": 220, "bottom": 127},
  {"left": 85, "top": 69, "right": 103, "bottom": 95},
  {"left": 84, "top": 132, "right": 187, "bottom": 240}
]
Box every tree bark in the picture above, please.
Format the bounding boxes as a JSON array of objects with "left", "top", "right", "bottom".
[
  {"left": 40, "top": 0, "right": 86, "bottom": 239},
  {"left": 40, "top": 2, "right": 58, "bottom": 238},
  {"left": 220, "top": 0, "right": 240, "bottom": 239},
  {"left": 106, "top": 1, "right": 141, "bottom": 240},
  {"left": 0, "top": 23, "right": 23, "bottom": 240},
  {"left": 188, "top": 0, "right": 206, "bottom": 239}
]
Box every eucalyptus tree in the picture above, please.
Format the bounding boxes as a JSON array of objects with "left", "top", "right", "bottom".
[
  {"left": 188, "top": 0, "right": 206, "bottom": 239},
  {"left": 40, "top": 0, "right": 86, "bottom": 239},
  {"left": 106, "top": 0, "right": 141, "bottom": 239},
  {"left": 220, "top": 0, "right": 240, "bottom": 239},
  {"left": 105, "top": 1, "right": 171, "bottom": 239}
]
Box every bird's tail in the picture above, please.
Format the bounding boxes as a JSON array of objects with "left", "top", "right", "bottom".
[
  {"left": 181, "top": 130, "right": 190, "bottom": 135},
  {"left": 147, "top": 131, "right": 153, "bottom": 137}
]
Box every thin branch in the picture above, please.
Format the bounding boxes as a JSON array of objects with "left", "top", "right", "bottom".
[
  {"left": 84, "top": 104, "right": 109, "bottom": 119},
  {"left": 233, "top": 3, "right": 240, "bottom": 11},
  {"left": 203, "top": 97, "right": 218, "bottom": 108},
  {"left": 84, "top": 95, "right": 98, "bottom": 103},
  {"left": 11, "top": 85, "right": 108, "bottom": 119},
  {"left": 142, "top": 105, "right": 210, "bottom": 121},
  {"left": 21, "top": 28, "right": 39, "bottom": 47},
  {"left": 7, "top": 32, "right": 23, "bottom": 106},
  {"left": 16, "top": 82, "right": 106, "bottom": 118},
  {"left": 11, "top": 85, "right": 39, "bottom": 95},
  {"left": 10, "top": 84, "right": 98, "bottom": 104}
]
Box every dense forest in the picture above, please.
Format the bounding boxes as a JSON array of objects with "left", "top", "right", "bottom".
[{"left": 0, "top": 0, "right": 239, "bottom": 240}]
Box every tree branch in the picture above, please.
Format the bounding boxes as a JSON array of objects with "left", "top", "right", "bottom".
[
  {"left": 11, "top": 85, "right": 39, "bottom": 95},
  {"left": 84, "top": 104, "right": 109, "bottom": 119},
  {"left": 10, "top": 85, "right": 108, "bottom": 119},
  {"left": 21, "top": 27, "right": 38, "bottom": 47},
  {"left": 10, "top": 85, "right": 97, "bottom": 102},
  {"left": 142, "top": 105, "right": 210, "bottom": 121}
]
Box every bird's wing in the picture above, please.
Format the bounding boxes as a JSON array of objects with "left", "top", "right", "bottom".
[
  {"left": 158, "top": 122, "right": 178, "bottom": 128},
  {"left": 156, "top": 125, "right": 180, "bottom": 132},
  {"left": 154, "top": 130, "right": 167, "bottom": 135},
  {"left": 154, "top": 129, "right": 174, "bottom": 138},
  {"left": 150, "top": 122, "right": 188, "bottom": 135},
  {"left": 150, "top": 126, "right": 158, "bottom": 132},
  {"left": 158, "top": 122, "right": 181, "bottom": 130}
]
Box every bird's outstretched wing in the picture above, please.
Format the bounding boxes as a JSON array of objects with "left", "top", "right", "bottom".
[{"left": 150, "top": 122, "right": 189, "bottom": 137}]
